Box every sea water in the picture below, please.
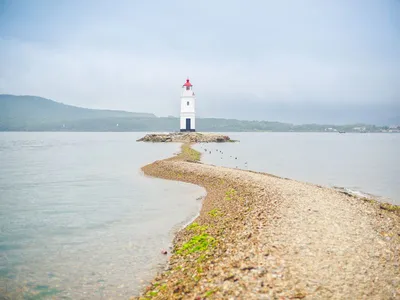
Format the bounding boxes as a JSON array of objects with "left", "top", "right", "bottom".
[
  {"left": 195, "top": 132, "right": 400, "bottom": 205},
  {"left": 0, "top": 132, "right": 205, "bottom": 299}
]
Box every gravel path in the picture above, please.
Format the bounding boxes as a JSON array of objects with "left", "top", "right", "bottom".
[
  {"left": 255, "top": 174, "right": 400, "bottom": 299},
  {"left": 136, "top": 147, "right": 400, "bottom": 299}
]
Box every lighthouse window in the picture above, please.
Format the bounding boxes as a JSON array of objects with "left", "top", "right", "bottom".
[{"left": 187, "top": 101, "right": 190, "bottom": 106}]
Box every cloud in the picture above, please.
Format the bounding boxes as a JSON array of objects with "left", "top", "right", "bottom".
[{"left": 0, "top": 0, "right": 399, "bottom": 123}]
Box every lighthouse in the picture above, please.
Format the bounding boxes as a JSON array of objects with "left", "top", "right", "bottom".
[{"left": 180, "top": 78, "right": 196, "bottom": 132}]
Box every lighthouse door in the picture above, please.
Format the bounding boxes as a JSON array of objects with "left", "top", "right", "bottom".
[{"left": 185, "top": 118, "right": 191, "bottom": 131}]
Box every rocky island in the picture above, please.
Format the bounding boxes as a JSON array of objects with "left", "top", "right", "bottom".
[{"left": 137, "top": 132, "right": 234, "bottom": 143}]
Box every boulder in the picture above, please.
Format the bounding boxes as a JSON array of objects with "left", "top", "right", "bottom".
[{"left": 137, "top": 132, "right": 235, "bottom": 143}]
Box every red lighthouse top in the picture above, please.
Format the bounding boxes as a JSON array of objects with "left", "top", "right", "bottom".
[{"left": 183, "top": 78, "right": 193, "bottom": 87}]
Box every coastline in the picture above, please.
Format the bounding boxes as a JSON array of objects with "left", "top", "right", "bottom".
[{"left": 135, "top": 144, "right": 400, "bottom": 299}]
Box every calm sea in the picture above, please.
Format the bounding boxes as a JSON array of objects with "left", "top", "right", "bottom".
[
  {"left": 195, "top": 132, "right": 400, "bottom": 205},
  {"left": 0, "top": 132, "right": 204, "bottom": 299},
  {"left": 1, "top": 132, "right": 399, "bottom": 299}
]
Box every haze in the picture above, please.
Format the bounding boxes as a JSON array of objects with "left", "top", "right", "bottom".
[{"left": 0, "top": 0, "right": 399, "bottom": 124}]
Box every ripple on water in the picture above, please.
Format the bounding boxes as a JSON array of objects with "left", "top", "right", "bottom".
[{"left": 0, "top": 132, "right": 205, "bottom": 298}]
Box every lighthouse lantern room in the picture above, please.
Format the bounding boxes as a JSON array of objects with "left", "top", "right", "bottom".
[{"left": 180, "top": 78, "right": 196, "bottom": 132}]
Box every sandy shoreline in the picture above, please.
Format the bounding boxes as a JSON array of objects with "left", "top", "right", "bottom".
[{"left": 134, "top": 144, "right": 400, "bottom": 299}]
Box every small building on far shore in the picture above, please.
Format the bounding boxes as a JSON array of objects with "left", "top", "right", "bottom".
[{"left": 180, "top": 78, "right": 196, "bottom": 132}]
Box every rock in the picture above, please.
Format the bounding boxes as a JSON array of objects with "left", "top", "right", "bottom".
[
  {"left": 161, "top": 250, "right": 168, "bottom": 255},
  {"left": 137, "top": 132, "right": 235, "bottom": 143}
]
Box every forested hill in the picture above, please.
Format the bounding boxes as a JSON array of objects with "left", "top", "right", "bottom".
[
  {"left": 0, "top": 94, "right": 388, "bottom": 132},
  {"left": 0, "top": 94, "right": 155, "bottom": 127}
]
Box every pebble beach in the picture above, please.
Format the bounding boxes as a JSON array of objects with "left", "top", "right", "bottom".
[{"left": 135, "top": 143, "right": 400, "bottom": 299}]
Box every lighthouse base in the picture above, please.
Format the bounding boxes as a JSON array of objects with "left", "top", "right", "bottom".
[{"left": 180, "top": 129, "right": 196, "bottom": 132}]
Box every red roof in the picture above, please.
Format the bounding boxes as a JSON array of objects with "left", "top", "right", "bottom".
[{"left": 183, "top": 78, "right": 192, "bottom": 87}]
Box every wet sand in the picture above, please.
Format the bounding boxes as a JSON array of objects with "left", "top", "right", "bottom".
[{"left": 135, "top": 144, "right": 400, "bottom": 299}]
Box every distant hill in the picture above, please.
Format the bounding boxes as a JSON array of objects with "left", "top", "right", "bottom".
[
  {"left": 0, "top": 94, "right": 388, "bottom": 132},
  {"left": 0, "top": 94, "right": 155, "bottom": 130}
]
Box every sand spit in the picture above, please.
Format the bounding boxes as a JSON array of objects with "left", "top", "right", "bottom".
[
  {"left": 134, "top": 145, "right": 400, "bottom": 299},
  {"left": 137, "top": 132, "right": 234, "bottom": 143}
]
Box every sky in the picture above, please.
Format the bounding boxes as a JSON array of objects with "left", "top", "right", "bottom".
[{"left": 0, "top": 0, "right": 399, "bottom": 124}]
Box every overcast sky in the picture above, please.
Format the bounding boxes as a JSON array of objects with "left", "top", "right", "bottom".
[{"left": 0, "top": 0, "right": 399, "bottom": 124}]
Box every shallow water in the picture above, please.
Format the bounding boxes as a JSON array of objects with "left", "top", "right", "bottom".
[
  {"left": 195, "top": 132, "right": 400, "bottom": 204},
  {"left": 0, "top": 132, "right": 205, "bottom": 299}
]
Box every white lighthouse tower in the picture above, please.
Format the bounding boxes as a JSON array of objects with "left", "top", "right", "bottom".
[{"left": 180, "top": 78, "right": 196, "bottom": 132}]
